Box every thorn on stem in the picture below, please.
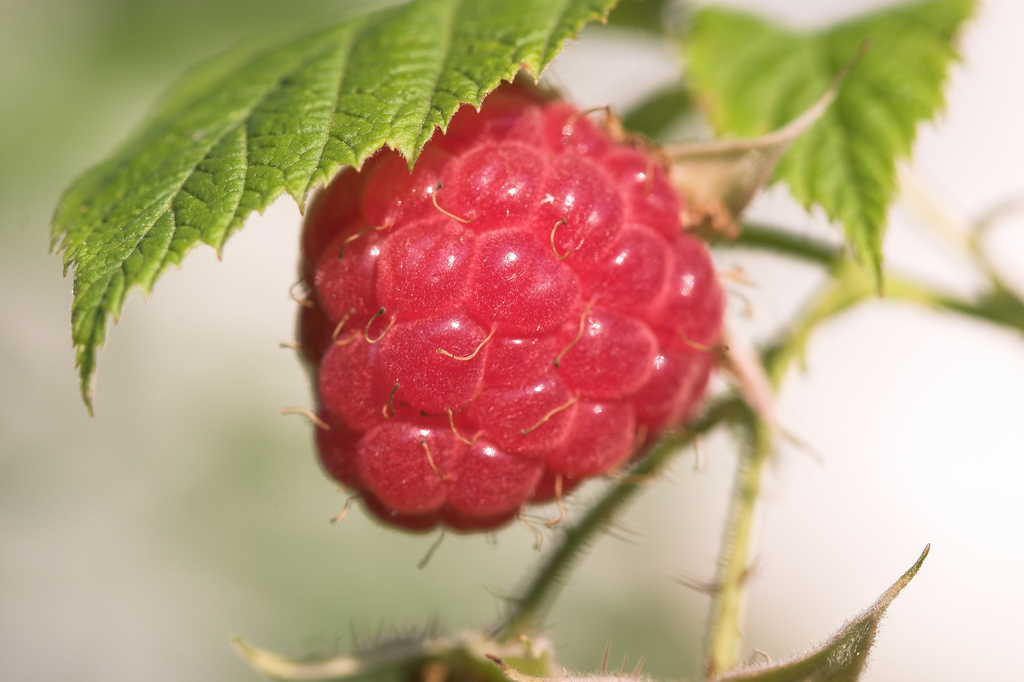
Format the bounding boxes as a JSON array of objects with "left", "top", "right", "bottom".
[
  {"left": 618, "top": 651, "right": 631, "bottom": 676},
  {"left": 674, "top": 573, "right": 721, "bottom": 595}
]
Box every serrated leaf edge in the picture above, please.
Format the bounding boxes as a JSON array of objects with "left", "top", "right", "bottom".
[{"left": 52, "top": 0, "right": 618, "bottom": 412}]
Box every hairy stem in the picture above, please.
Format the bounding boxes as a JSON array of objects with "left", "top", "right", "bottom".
[
  {"left": 495, "top": 398, "right": 745, "bottom": 642},
  {"left": 704, "top": 416, "right": 770, "bottom": 680},
  {"left": 703, "top": 267, "right": 867, "bottom": 678}
]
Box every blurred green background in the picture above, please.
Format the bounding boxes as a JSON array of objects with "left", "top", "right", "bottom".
[{"left": 3, "top": 1, "right": 1024, "bottom": 681}]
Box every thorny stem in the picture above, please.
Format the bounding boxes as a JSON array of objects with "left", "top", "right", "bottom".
[
  {"left": 703, "top": 283, "right": 827, "bottom": 679},
  {"left": 703, "top": 252, "right": 901, "bottom": 677},
  {"left": 704, "top": 416, "right": 770, "bottom": 680},
  {"left": 495, "top": 398, "right": 746, "bottom": 642}
]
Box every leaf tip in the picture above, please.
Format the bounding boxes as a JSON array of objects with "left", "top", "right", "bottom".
[
  {"left": 870, "top": 256, "right": 885, "bottom": 296},
  {"left": 79, "top": 372, "right": 96, "bottom": 417},
  {"left": 877, "top": 543, "right": 931, "bottom": 612},
  {"left": 913, "top": 543, "right": 931, "bottom": 571},
  {"left": 289, "top": 189, "right": 310, "bottom": 217}
]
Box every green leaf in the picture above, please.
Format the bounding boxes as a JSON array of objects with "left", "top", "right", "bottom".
[
  {"left": 51, "top": 0, "right": 618, "bottom": 412},
  {"left": 605, "top": 0, "right": 674, "bottom": 34},
  {"left": 685, "top": 0, "right": 976, "bottom": 286},
  {"left": 711, "top": 545, "right": 930, "bottom": 682},
  {"left": 621, "top": 82, "right": 693, "bottom": 140}
]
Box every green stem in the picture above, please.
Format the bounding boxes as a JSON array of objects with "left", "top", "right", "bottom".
[
  {"left": 703, "top": 267, "right": 869, "bottom": 679},
  {"left": 704, "top": 416, "right": 770, "bottom": 680},
  {"left": 728, "top": 223, "right": 842, "bottom": 267},
  {"left": 729, "top": 223, "right": 1024, "bottom": 338},
  {"left": 495, "top": 398, "right": 745, "bottom": 642},
  {"left": 890, "top": 277, "right": 1024, "bottom": 337}
]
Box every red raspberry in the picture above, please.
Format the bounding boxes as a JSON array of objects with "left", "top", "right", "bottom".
[{"left": 299, "top": 84, "right": 723, "bottom": 532}]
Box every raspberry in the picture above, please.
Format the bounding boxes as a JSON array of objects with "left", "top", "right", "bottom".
[{"left": 298, "top": 83, "right": 724, "bottom": 532}]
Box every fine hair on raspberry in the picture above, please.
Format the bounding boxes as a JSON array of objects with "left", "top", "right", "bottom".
[{"left": 298, "top": 82, "right": 724, "bottom": 532}]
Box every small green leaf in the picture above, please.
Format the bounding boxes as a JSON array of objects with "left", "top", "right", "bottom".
[
  {"left": 51, "top": 0, "right": 618, "bottom": 412},
  {"left": 712, "top": 545, "right": 930, "bottom": 682},
  {"left": 685, "top": 0, "right": 976, "bottom": 286}
]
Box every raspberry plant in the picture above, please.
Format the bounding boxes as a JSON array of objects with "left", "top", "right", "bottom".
[{"left": 46, "top": 0, "right": 1024, "bottom": 680}]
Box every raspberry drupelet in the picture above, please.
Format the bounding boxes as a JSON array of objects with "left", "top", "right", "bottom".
[{"left": 298, "top": 83, "right": 724, "bottom": 532}]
